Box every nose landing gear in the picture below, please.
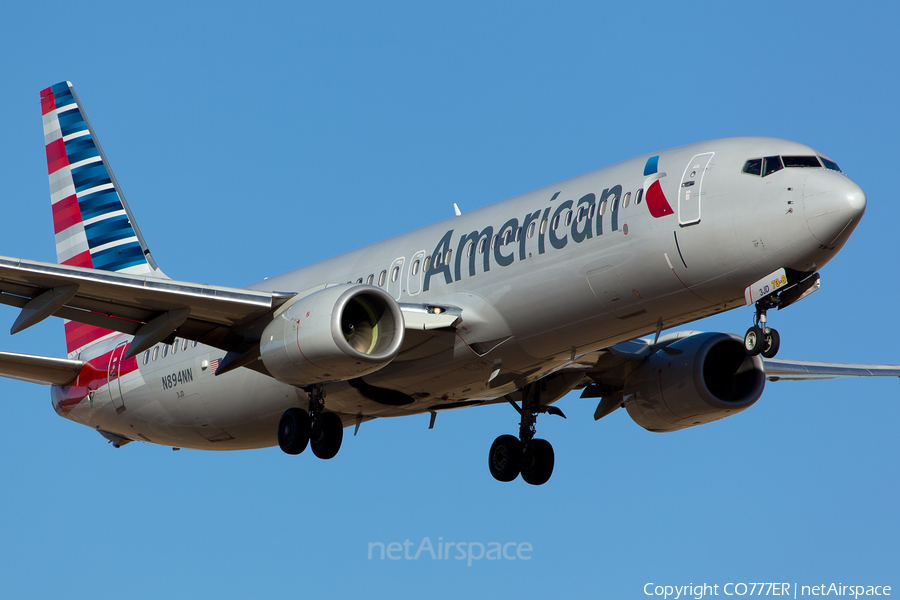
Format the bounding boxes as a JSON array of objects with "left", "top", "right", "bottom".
[{"left": 744, "top": 302, "right": 780, "bottom": 359}]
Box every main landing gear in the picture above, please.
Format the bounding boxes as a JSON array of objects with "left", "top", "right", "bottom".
[
  {"left": 278, "top": 384, "right": 344, "bottom": 459},
  {"left": 488, "top": 387, "right": 565, "bottom": 485},
  {"left": 744, "top": 301, "right": 780, "bottom": 359}
]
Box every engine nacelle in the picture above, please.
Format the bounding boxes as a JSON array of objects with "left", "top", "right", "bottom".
[
  {"left": 260, "top": 284, "right": 405, "bottom": 386},
  {"left": 623, "top": 332, "right": 765, "bottom": 432}
]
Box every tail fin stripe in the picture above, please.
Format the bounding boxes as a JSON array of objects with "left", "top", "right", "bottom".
[
  {"left": 52, "top": 196, "right": 84, "bottom": 234},
  {"left": 40, "top": 89, "right": 56, "bottom": 115},
  {"left": 71, "top": 163, "right": 111, "bottom": 192},
  {"left": 54, "top": 227, "right": 90, "bottom": 263},
  {"left": 92, "top": 244, "right": 146, "bottom": 271},
  {"left": 62, "top": 251, "right": 93, "bottom": 269},
  {"left": 45, "top": 138, "right": 69, "bottom": 174},
  {"left": 82, "top": 209, "right": 126, "bottom": 227},
  {"left": 85, "top": 218, "right": 136, "bottom": 247},
  {"left": 78, "top": 189, "right": 121, "bottom": 220},
  {"left": 49, "top": 170, "right": 76, "bottom": 204}
]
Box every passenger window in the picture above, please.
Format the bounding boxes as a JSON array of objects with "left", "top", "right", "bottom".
[
  {"left": 192, "top": 341, "right": 198, "bottom": 348},
  {"left": 366, "top": 274, "right": 374, "bottom": 285},
  {"left": 622, "top": 192, "right": 631, "bottom": 208},
  {"left": 742, "top": 159, "right": 762, "bottom": 176},
  {"left": 515, "top": 227, "right": 521, "bottom": 242},
  {"left": 423, "top": 257, "right": 431, "bottom": 273},
  {"left": 182, "top": 338, "right": 189, "bottom": 351},
  {"left": 445, "top": 249, "right": 452, "bottom": 265},
  {"left": 143, "top": 350, "right": 150, "bottom": 365},
  {"left": 783, "top": 156, "right": 822, "bottom": 168},
  {"left": 762, "top": 156, "right": 783, "bottom": 177},
  {"left": 172, "top": 340, "right": 178, "bottom": 355},
  {"left": 635, "top": 188, "right": 643, "bottom": 205},
  {"left": 564, "top": 210, "right": 572, "bottom": 227},
  {"left": 378, "top": 270, "right": 387, "bottom": 286},
  {"left": 599, "top": 200, "right": 607, "bottom": 215},
  {"left": 162, "top": 345, "right": 169, "bottom": 358},
  {"left": 820, "top": 157, "right": 842, "bottom": 172},
  {"left": 479, "top": 238, "right": 487, "bottom": 254},
  {"left": 540, "top": 218, "right": 548, "bottom": 234},
  {"left": 589, "top": 203, "right": 596, "bottom": 218},
  {"left": 551, "top": 214, "right": 560, "bottom": 230},
  {"left": 391, "top": 266, "right": 399, "bottom": 282},
  {"left": 491, "top": 235, "right": 498, "bottom": 249},
  {"left": 527, "top": 221, "right": 536, "bottom": 238},
  {"left": 356, "top": 278, "right": 363, "bottom": 284},
  {"left": 152, "top": 346, "right": 159, "bottom": 361},
  {"left": 412, "top": 260, "right": 420, "bottom": 276}
]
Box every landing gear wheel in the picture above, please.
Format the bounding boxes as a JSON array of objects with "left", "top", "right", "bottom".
[
  {"left": 310, "top": 412, "right": 343, "bottom": 460},
  {"left": 761, "top": 328, "right": 780, "bottom": 359},
  {"left": 488, "top": 435, "right": 522, "bottom": 482},
  {"left": 278, "top": 408, "right": 310, "bottom": 455},
  {"left": 744, "top": 325, "right": 763, "bottom": 356},
  {"left": 521, "top": 439, "right": 555, "bottom": 486}
]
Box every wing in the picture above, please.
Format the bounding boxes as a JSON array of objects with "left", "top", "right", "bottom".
[
  {"left": 0, "top": 255, "right": 293, "bottom": 358},
  {"left": 0, "top": 350, "right": 84, "bottom": 385},
  {"left": 570, "top": 333, "right": 900, "bottom": 420},
  {"left": 762, "top": 358, "right": 900, "bottom": 381},
  {"left": 0, "top": 255, "right": 461, "bottom": 376}
]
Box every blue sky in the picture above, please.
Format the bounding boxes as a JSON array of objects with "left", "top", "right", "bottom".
[{"left": 0, "top": 2, "right": 897, "bottom": 598}]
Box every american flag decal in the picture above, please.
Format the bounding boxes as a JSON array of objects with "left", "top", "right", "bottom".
[{"left": 210, "top": 359, "right": 221, "bottom": 375}]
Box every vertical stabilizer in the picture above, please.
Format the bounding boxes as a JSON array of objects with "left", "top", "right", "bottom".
[{"left": 40, "top": 82, "right": 166, "bottom": 356}]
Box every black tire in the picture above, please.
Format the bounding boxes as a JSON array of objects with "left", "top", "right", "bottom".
[
  {"left": 488, "top": 434, "right": 522, "bottom": 482},
  {"left": 310, "top": 412, "right": 344, "bottom": 460},
  {"left": 744, "top": 326, "right": 763, "bottom": 356},
  {"left": 278, "top": 408, "right": 310, "bottom": 455},
  {"left": 761, "top": 328, "right": 781, "bottom": 359},
  {"left": 521, "top": 439, "right": 555, "bottom": 486}
]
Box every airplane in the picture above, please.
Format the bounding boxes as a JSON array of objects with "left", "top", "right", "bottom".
[{"left": 1, "top": 80, "right": 897, "bottom": 486}]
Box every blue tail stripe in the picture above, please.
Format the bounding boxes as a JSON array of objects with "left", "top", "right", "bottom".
[
  {"left": 85, "top": 217, "right": 136, "bottom": 247},
  {"left": 71, "top": 163, "right": 111, "bottom": 192},
  {"left": 91, "top": 243, "right": 145, "bottom": 270},
  {"left": 57, "top": 108, "right": 87, "bottom": 137},
  {"left": 78, "top": 189, "right": 122, "bottom": 220}
]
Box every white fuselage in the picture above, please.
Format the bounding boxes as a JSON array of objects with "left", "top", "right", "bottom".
[{"left": 54, "top": 137, "right": 866, "bottom": 449}]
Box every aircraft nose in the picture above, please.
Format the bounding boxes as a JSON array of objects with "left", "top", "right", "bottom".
[{"left": 802, "top": 170, "right": 866, "bottom": 245}]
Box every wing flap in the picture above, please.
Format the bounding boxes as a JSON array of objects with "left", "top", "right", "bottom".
[{"left": 0, "top": 350, "right": 84, "bottom": 386}]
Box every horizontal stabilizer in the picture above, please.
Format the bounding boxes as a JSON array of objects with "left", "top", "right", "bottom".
[{"left": 0, "top": 350, "right": 84, "bottom": 386}]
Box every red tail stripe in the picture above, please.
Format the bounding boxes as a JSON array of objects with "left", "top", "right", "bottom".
[
  {"left": 65, "top": 321, "right": 114, "bottom": 355},
  {"left": 45, "top": 138, "right": 69, "bottom": 174},
  {"left": 52, "top": 195, "right": 83, "bottom": 234},
  {"left": 40, "top": 89, "right": 56, "bottom": 116},
  {"left": 62, "top": 251, "right": 93, "bottom": 269}
]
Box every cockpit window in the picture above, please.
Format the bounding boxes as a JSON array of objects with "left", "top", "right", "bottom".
[
  {"left": 783, "top": 156, "right": 822, "bottom": 168},
  {"left": 820, "top": 157, "right": 842, "bottom": 172},
  {"left": 762, "top": 155, "right": 783, "bottom": 177},
  {"left": 742, "top": 159, "right": 762, "bottom": 176}
]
